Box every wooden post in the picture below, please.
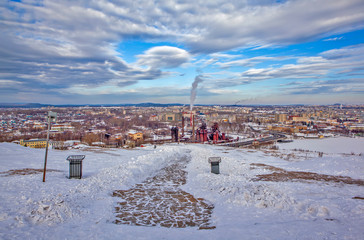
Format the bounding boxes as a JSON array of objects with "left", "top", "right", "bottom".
[
  {"left": 43, "top": 111, "right": 56, "bottom": 182},
  {"left": 43, "top": 115, "right": 51, "bottom": 182}
]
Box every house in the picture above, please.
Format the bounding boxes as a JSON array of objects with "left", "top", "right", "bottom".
[
  {"left": 162, "top": 113, "right": 182, "bottom": 122},
  {"left": 149, "top": 115, "right": 159, "bottom": 121},
  {"left": 128, "top": 132, "right": 143, "bottom": 141},
  {"left": 275, "top": 114, "right": 287, "bottom": 123},
  {"left": 20, "top": 139, "right": 48, "bottom": 148},
  {"left": 51, "top": 124, "right": 74, "bottom": 132},
  {"left": 91, "top": 142, "right": 106, "bottom": 147}
]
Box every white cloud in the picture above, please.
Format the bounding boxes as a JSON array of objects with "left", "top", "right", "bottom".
[
  {"left": 0, "top": 80, "right": 22, "bottom": 86},
  {"left": 62, "top": 84, "right": 192, "bottom": 97},
  {"left": 320, "top": 44, "right": 364, "bottom": 60},
  {"left": 136, "top": 46, "right": 190, "bottom": 69},
  {"left": 216, "top": 56, "right": 287, "bottom": 68},
  {"left": 239, "top": 45, "right": 364, "bottom": 80},
  {"left": 207, "top": 89, "right": 240, "bottom": 94},
  {"left": 182, "top": 0, "right": 364, "bottom": 52},
  {"left": 281, "top": 78, "right": 364, "bottom": 95},
  {"left": 195, "top": 44, "right": 364, "bottom": 91},
  {"left": 323, "top": 36, "right": 344, "bottom": 41}
]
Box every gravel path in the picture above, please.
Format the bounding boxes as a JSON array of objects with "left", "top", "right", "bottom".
[{"left": 112, "top": 154, "right": 215, "bottom": 229}]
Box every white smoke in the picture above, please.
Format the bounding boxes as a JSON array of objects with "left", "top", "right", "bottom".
[{"left": 190, "top": 75, "right": 203, "bottom": 111}]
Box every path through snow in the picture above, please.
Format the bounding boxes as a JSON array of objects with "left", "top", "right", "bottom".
[{"left": 112, "top": 153, "right": 215, "bottom": 229}]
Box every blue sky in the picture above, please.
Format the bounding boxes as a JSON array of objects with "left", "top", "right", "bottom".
[{"left": 1, "top": 0, "right": 364, "bottom": 105}]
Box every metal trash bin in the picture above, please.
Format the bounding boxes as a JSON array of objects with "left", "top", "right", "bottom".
[
  {"left": 208, "top": 157, "right": 221, "bottom": 174},
  {"left": 67, "top": 155, "right": 85, "bottom": 179}
]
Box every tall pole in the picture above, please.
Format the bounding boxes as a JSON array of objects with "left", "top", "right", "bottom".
[
  {"left": 192, "top": 114, "right": 195, "bottom": 141},
  {"left": 181, "top": 116, "right": 185, "bottom": 137},
  {"left": 43, "top": 114, "right": 51, "bottom": 182}
]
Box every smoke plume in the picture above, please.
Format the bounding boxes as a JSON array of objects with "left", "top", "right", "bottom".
[{"left": 190, "top": 75, "right": 203, "bottom": 111}]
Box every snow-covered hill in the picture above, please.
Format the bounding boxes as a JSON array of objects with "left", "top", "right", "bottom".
[{"left": 0, "top": 137, "right": 363, "bottom": 239}]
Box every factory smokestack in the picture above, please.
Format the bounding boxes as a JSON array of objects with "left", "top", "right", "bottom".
[{"left": 190, "top": 75, "right": 203, "bottom": 111}]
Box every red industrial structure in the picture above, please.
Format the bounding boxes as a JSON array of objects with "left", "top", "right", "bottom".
[
  {"left": 179, "top": 111, "right": 229, "bottom": 144},
  {"left": 195, "top": 121, "right": 228, "bottom": 144}
]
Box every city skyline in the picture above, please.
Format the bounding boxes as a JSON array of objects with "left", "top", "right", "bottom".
[{"left": 1, "top": 0, "right": 364, "bottom": 105}]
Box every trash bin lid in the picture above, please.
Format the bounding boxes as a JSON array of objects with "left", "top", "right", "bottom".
[
  {"left": 208, "top": 157, "right": 221, "bottom": 163},
  {"left": 67, "top": 155, "right": 85, "bottom": 161}
]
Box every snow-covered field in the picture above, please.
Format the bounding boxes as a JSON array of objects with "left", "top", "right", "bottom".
[
  {"left": 0, "top": 137, "right": 363, "bottom": 239},
  {"left": 278, "top": 136, "right": 364, "bottom": 155}
]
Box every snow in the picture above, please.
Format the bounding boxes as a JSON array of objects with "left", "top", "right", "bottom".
[
  {"left": 0, "top": 137, "right": 363, "bottom": 239},
  {"left": 278, "top": 136, "right": 364, "bottom": 155}
]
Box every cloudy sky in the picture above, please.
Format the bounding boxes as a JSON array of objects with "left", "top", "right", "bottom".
[{"left": 1, "top": 0, "right": 364, "bottom": 105}]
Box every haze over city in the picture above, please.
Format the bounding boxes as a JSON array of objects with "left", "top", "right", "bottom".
[{"left": 1, "top": 0, "right": 364, "bottom": 105}]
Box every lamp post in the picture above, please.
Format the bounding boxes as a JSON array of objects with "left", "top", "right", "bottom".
[{"left": 43, "top": 111, "right": 57, "bottom": 182}]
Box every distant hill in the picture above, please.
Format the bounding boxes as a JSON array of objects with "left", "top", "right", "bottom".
[
  {"left": 0, "top": 102, "right": 186, "bottom": 108},
  {"left": 0, "top": 103, "right": 53, "bottom": 108},
  {"left": 1, "top": 102, "right": 359, "bottom": 108}
]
